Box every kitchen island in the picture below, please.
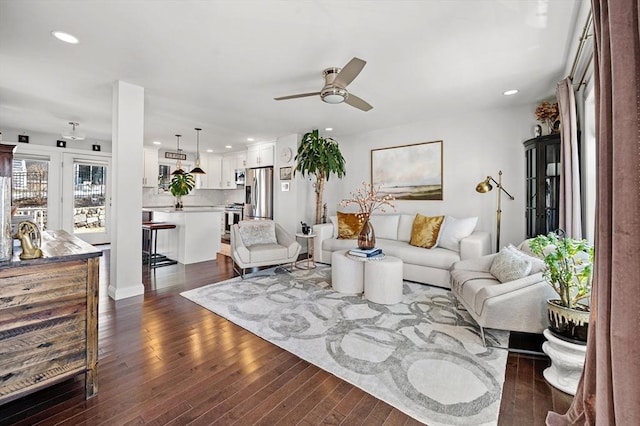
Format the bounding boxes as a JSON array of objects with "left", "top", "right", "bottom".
[{"left": 144, "top": 207, "right": 223, "bottom": 264}]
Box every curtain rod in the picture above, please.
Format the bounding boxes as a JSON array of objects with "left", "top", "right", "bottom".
[{"left": 569, "top": 9, "right": 593, "bottom": 84}]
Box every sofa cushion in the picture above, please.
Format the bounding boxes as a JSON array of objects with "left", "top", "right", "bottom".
[
  {"left": 490, "top": 248, "right": 532, "bottom": 283},
  {"left": 409, "top": 214, "right": 444, "bottom": 249},
  {"left": 379, "top": 239, "right": 460, "bottom": 269},
  {"left": 336, "top": 212, "right": 364, "bottom": 239},
  {"left": 397, "top": 214, "right": 415, "bottom": 242},
  {"left": 322, "top": 237, "right": 358, "bottom": 252},
  {"left": 238, "top": 221, "right": 277, "bottom": 247},
  {"left": 369, "top": 214, "right": 400, "bottom": 240},
  {"left": 248, "top": 243, "right": 288, "bottom": 263},
  {"left": 438, "top": 216, "right": 478, "bottom": 252}
]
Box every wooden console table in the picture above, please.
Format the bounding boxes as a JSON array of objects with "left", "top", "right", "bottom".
[{"left": 0, "top": 230, "right": 102, "bottom": 404}]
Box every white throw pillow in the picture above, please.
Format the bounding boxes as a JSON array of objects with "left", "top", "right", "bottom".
[
  {"left": 329, "top": 215, "right": 338, "bottom": 238},
  {"left": 368, "top": 214, "right": 400, "bottom": 240},
  {"left": 490, "top": 248, "right": 533, "bottom": 283},
  {"left": 437, "top": 216, "right": 478, "bottom": 252},
  {"left": 506, "top": 244, "right": 547, "bottom": 274},
  {"left": 397, "top": 214, "right": 416, "bottom": 242},
  {"left": 238, "top": 221, "right": 278, "bottom": 247}
]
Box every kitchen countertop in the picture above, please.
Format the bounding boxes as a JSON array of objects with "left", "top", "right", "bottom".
[{"left": 143, "top": 206, "right": 226, "bottom": 213}]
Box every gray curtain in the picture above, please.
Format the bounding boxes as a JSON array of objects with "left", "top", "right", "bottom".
[
  {"left": 546, "top": 0, "right": 640, "bottom": 424},
  {"left": 556, "top": 78, "right": 583, "bottom": 239}
]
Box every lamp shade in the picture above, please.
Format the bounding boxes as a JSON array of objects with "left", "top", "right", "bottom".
[
  {"left": 475, "top": 177, "right": 493, "bottom": 193},
  {"left": 189, "top": 127, "right": 206, "bottom": 174}
]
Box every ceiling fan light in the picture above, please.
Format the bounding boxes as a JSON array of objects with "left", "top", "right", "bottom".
[
  {"left": 62, "top": 122, "right": 86, "bottom": 140},
  {"left": 321, "top": 87, "right": 348, "bottom": 104}
]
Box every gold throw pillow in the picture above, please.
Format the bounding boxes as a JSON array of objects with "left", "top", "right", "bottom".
[
  {"left": 337, "top": 212, "right": 364, "bottom": 239},
  {"left": 410, "top": 214, "right": 445, "bottom": 249}
]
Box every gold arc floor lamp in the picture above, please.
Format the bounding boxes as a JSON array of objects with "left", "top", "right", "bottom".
[{"left": 475, "top": 170, "right": 515, "bottom": 251}]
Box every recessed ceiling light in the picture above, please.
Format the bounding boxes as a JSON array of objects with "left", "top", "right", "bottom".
[
  {"left": 225, "top": 145, "right": 232, "bottom": 149},
  {"left": 503, "top": 89, "right": 519, "bottom": 96},
  {"left": 51, "top": 31, "right": 79, "bottom": 44},
  {"left": 206, "top": 149, "right": 213, "bottom": 153},
  {"left": 152, "top": 141, "right": 162, "bottom": 145},
  {"left": 247, "top": 137, "right": 255, "bottom": 142},
  {"left": 325, "top": 127, "right": 333, "bottom": 131}
]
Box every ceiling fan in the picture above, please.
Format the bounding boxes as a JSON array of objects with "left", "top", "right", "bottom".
[{"left": 274, "top": 57, "right": 373, "bottom": 111}]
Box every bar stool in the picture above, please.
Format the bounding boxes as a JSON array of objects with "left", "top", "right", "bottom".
[{"left": 142, "top": 221, "right": 178, "bottom": 268}]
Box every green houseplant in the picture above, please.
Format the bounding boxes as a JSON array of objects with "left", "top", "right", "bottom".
[
  {"left": 169, "top": 172, "right": 195, "bottom": 210},
  {"left": 529, "top": 230, "right": 594, "bottom": 343},
  {"left": 294, "top": 129, "right": 346, "bottom": 224}
]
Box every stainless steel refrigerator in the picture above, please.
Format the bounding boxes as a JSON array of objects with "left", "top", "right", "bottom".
[{"left": 244, "top": 167, "right": 274, "bottom": 220}]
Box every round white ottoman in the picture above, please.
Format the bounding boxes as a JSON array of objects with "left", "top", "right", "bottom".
[
  {"left": 331, "top": 250, "right": 364, "bottom": 294},
  {"left": 364, "top": 255, "right": 403, "bottom": 304}
]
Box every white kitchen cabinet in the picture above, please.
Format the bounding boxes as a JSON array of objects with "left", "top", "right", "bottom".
[
  {"left": 246, "top": 143, "right": 274, "bottom": 168},
  {"left": 143, "top": 148, "right": 159, "bottom": 187},
  {"left": 236, "top": 152, "right": 247, "bottom": 169},
  {"left": 221, "top": 155, "right": 236, "bottom": 189},
  {"left": 200, "top": 154, "right": 223, "bottom": 189}
]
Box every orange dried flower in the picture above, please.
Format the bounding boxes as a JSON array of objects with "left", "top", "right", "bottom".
[{"left": 535, "top": 101, "right": 559, "bottom": 122}]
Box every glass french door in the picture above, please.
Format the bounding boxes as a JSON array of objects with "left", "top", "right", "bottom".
[
  {"left": 11, "top": 156, "right": 50, "bottom": 231},
  {"left": 62, "top": 154, "right": 111, "bottom": 245}
]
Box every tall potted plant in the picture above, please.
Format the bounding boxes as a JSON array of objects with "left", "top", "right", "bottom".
[
  {"left": 170, "top": 172, "right": 195, "bottom": 210},
  {"left": 529, "top": 230, "right": 594, "bottom": 343},
  {"left": 294, "top": 129, "right": 346, "bottom": 224}
]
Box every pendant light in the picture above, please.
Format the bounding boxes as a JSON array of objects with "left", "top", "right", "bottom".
[
  {"left": 171, "top": 134, "right": 185, "bottom": 175},
  {"left": 190, "top": 127, "right": 206, "bottom": 174}
]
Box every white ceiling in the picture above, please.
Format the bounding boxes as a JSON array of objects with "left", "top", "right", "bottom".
[{"left": 0, "top": 0, "right": 581, "bottom": 153}]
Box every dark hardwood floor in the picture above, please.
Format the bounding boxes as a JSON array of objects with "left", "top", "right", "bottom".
[{"left": 0, "top": 248, "right": 572, "bottom": 425}]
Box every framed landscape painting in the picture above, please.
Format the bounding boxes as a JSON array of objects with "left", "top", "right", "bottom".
[{"left": 371, "top": 140, "right": 443, "bottom": 200}]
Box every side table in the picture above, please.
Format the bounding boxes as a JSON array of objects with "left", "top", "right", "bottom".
[{"left": 295, "top": 232, "right": 316, "bottom": 270}]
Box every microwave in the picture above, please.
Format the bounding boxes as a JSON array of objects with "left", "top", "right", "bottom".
[{"left": 235, "top": 169, "right": 245, "bottom": 185}]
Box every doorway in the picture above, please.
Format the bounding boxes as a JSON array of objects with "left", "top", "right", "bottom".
[{"left": 62, "top": 154, "right": 111, "bottom": 245}]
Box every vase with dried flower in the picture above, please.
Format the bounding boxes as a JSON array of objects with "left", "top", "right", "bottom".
[
  {"left": 340, "top": 182, "right": 396, "bottom": 249},
  {"left": 535, "top": 101, "right": 560, "bottom": 135}
]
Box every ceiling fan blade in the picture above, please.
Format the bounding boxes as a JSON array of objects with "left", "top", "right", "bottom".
[
  {"left": 345, "top": 93, "right": 373, "bottom": 111},
  {"left": 333, "top": 57, "right": 366, "bottom": 88},
  {"left": 274, "top": 92, "right": 320, "bottom": 100}
]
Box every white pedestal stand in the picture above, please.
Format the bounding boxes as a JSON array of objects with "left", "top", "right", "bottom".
[{"left": 542, "top": 328, "right": 587, "bottom": 395}]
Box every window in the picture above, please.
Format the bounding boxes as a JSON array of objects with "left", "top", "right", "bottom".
[{"left": 12, "top": 157, "right": 49, "bottom": 230}]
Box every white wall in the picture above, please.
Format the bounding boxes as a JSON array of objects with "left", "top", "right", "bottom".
[
  {"left": 273, "top": 133, "right": 302, "bottom": 238},
  {"left": 320, "top": 104, "right": 536, "bottom": 250},
  {"left": 0, "top": 127, "right": 111, "bottom": 152}
]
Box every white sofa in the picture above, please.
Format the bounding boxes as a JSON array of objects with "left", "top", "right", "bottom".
[
  {"left": 449, "top": 242, "right": 559, "bottom": 338},
  {"left": 313, "top": 214, "right": 491, "bottom": 288}
]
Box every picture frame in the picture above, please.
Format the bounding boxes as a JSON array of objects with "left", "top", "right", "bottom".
[
  {"left": 279, "top": 166, "right": 292, "bottom": 181},
  {"left": 371, "top": 140, "right": 443, "bottom": 200},
  {"left": 18, "top": 135, "right": 29, "bottom": 143}
]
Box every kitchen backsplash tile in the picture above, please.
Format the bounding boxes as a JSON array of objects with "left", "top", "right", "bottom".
[{"left": 143, "top": 187, "right": 241, "bottom": 207}]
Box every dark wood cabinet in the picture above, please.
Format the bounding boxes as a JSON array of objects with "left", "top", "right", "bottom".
[
  {"left": 0, "top": 231, "right": 101, "bottom": 404},
  {"left": 524, "top": 134, "right": 561, "bottom": 238}
]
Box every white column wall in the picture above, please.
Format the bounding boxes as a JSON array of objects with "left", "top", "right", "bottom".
[{"left": 108, "top": 81, "right": 144, "bottom": 300}]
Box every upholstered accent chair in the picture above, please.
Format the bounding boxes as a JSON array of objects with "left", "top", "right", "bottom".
[
  {"left": 230, "top": 221, "right": 301, "bottom": 278},
  {"left": 450, "top": 242, "right": 558, "bottom": 346}
]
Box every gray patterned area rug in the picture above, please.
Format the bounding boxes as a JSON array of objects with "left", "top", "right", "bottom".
[{"left": 181, "top": 265, "right": 509, "bottom": 426}]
